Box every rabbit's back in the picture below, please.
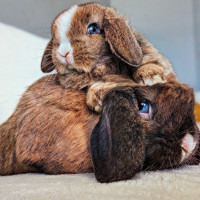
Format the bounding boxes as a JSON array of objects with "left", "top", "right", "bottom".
[{"left": 0, "top": 74, "right": 98, "bottom": 175}]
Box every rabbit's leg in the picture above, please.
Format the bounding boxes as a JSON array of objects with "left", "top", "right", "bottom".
[
  {"left": 86, "top": 75, "right": 137, "bottom": 113},
  {"left": 133, "top": 30, "right": 176, "bottom": 85},
  {"left": 0, "top": 121, "right": 36, "bottom": 175},
  {"left": 86, "top": 82, "right": 117, "bottom": 113},
  {"left": 133, "top": 64, "right": 176, "bottom": 85},
  {"left": 133, "top": 64, "right": 177, "bottom": 86}
]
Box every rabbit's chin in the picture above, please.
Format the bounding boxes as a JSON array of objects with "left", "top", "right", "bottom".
[
  {"left": 53, "top": 56, "right": 88, "bottom": 74},
  {"left": 180, "top": 133, "right": 197, "bottom": 163}
]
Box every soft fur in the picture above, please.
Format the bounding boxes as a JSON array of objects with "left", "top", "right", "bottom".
[
  {"left": 0, "top": 74, "right": 199, "bottom": 183},
  {"left": 0, "top": 75, "right": 97, "bottom": 175},
  {"left": 41, "top": 3, "right": 177, "bottom": 112},
  {"left": 91, "top": 83, "right": 200, "bottom": 182},
  {"left": 0, "top": 3, "right": 197, "bottom": 182}
]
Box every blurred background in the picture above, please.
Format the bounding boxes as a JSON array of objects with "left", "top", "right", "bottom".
[{"left": 0, "top": 0, "right": 199, "bottom": 122}]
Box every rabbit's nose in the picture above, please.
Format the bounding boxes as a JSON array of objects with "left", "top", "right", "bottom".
[
  {"left": 60, "top": 51, "right": 70, "bottom": 58},
  {"left": 64, "top": 52, "right": 70, "bottom": 58},
  {"left": 180, "top": 133, "right": 197, "bottom": 162},
  {"left": 58, "top": 51, "right": 72, "bottom": 65}
]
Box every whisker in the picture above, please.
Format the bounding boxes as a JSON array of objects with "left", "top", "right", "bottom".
[{"left": 42, "top": 61, "right": 54, "bottom": 66}]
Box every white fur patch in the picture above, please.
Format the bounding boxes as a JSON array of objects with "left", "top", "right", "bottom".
[{"left": 56, "top": 5, "right": 78, "bottom": 65}]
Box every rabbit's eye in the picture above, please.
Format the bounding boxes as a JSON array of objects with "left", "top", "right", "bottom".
[
  {"left": 139, "top": 102, "right": 149, "bottom": 113},
  {"left": 138, "top": 102, "right": 152, "bottom": 120},
  {"left": 88, "top": 24, "right": 100, "bottom": 35}
]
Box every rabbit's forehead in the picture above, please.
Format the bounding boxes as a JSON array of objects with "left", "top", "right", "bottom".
[
  {"left": 72, "top": 4, "right": 105, "bottom": 25},
  {"left": 56, "top": 5, "right": 78, "bottom": 43},
  {"left": 55, "top": 4, "right": 104, "bottom": 41}
]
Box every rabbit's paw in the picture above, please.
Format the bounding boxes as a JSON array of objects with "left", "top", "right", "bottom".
[
  {"left": 86, "top": 82, "right": 118, "bottom": 113},
  {"left": 134, "top": 64, "right": 167, "bottom": 86},
  {"left": 86, "top": 82, "right": 105, "bottom": 113}
]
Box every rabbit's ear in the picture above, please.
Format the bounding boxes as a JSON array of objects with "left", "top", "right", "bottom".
[
  {"left": 103, "top": 8, "right": 142, "bottom": 67},
  {"left": 90, "top": 88, "right": 145, "bottom": 183},
  {"left": 41, "top": 39, "right": 55, "bottom": 73}
]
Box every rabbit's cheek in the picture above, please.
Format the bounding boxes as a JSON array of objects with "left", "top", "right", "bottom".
[
  {"left": 51, "top": 49, "right": 67, "bottom": 74},
  {"left": 72, "top": 43, "right": 92, "bottom": 72},
  {"left": 180, "top": 133, "right": 197, "bottom": 162}
]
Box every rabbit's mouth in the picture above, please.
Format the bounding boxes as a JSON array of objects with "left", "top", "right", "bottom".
[
  {"left": 57, "top": 51, "right": 74, "bottom": 67},
  {"left": 56, "top": 52, "right": 86, "bottom": 74},
  {"left": 180, "top": 133, "right": 197, "bottom": 163}
]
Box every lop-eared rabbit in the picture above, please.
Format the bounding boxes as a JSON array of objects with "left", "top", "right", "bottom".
[
  {"left": 0, "top": 75, "right": 199, "bottom": 183},
  {"left": 41, "top": 2, "right": 176, "bottom": 112}
]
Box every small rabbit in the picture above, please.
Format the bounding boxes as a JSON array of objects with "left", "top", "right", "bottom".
[
  {"left": 0, "top": 75, "right": 199, "bottom": 181},
  {"left": 91, "top": 83, "right": 200, "bottom": 182},
  {"left": 41, "top": 3, "right": 177, "bottom": 111}
]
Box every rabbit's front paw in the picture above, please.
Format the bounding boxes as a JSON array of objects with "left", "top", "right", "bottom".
[
  {"left": 86, "top": 82, "right": 105, "bottom": 113},
  {"left": 86, "top": 82, "right": 118, "bottom": 113},
  {"left": 134, "top": 64, "right": 167, "bottom": 86}
]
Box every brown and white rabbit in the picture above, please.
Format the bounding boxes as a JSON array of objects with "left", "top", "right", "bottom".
[
  {"left": 41, "top": 2, "right": 177, "bottom": 112},
  {"left": 0, "top": 74, "right": 199, "bottom": 181}
]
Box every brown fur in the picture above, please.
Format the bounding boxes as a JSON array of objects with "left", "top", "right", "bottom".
[
  {"left": 0, "top": 3, "right": 183, "bottom": 177},
  {"left": 41, "top": 3, "right": 176, "bottom": 112},
  {"left": 0, "top": 74, "right": 199, "bottom": 177},
  {"left": 0, "top": 75, "right": 98, "bottom": 175},
  {"left": 90, "top": 83, "right": 200, "bottom": 182},
  {"left": 86, "top": 75, "right": 137, "bottom": 112}
]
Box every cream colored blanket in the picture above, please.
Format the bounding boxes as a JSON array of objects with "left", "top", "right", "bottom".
[{"left": 0, "top": 165, "right": 200, "bottom": 200}]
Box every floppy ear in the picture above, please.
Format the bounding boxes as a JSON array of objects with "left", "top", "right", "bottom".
[
  {"left": 103, "top": 8, "right": 143, "bottom": 67},
  {"left": 41, "top": 39, "right": 55, "bottom": 73},
  {"left": 90, "top": 88, "right": 145, "bottom": 183}
]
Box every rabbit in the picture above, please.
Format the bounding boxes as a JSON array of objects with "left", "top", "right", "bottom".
[
  {"left": 91, "top": 82, "right": 200, "bottom": 182},
  {"left": 0, "top": 73, "right": 199, "bottom": 181},
  {"left": 40, "top": 2, "right": 177, "bottom": 112}
]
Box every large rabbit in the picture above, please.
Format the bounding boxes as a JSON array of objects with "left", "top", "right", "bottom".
[
  {"left": 91, "top": 83, "right": 200, "bottom": 182},
  {"left": 0, "top": 74, "right": 199, "bottom": 182},
  {"left": 41, "top": 2, "right": 176, "bottom": 112}
]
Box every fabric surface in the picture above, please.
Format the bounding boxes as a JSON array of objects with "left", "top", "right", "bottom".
[{"left": 0, "top": 165, "right": 200, "bottom": 200}]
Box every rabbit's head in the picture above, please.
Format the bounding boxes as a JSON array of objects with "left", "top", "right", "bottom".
[
  {"left": 90, "top": 82, "right": 199, "bottom": 182},
  {"left": 41, "top": 3, "right": 142, "bottom": 75},
  {"left": 141, "top": 83, "right": 199, "bottom": 170}
]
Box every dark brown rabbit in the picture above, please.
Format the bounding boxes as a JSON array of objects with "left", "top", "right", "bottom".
[
  {"left": 91, "top": 83, "right": 200, "bottom": 182},
  {"left": 0, "top": 74, "right": 199, "bottom": 182},
  {"left": 41, "top": 2, "right": 177, "bottom": 112}
]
